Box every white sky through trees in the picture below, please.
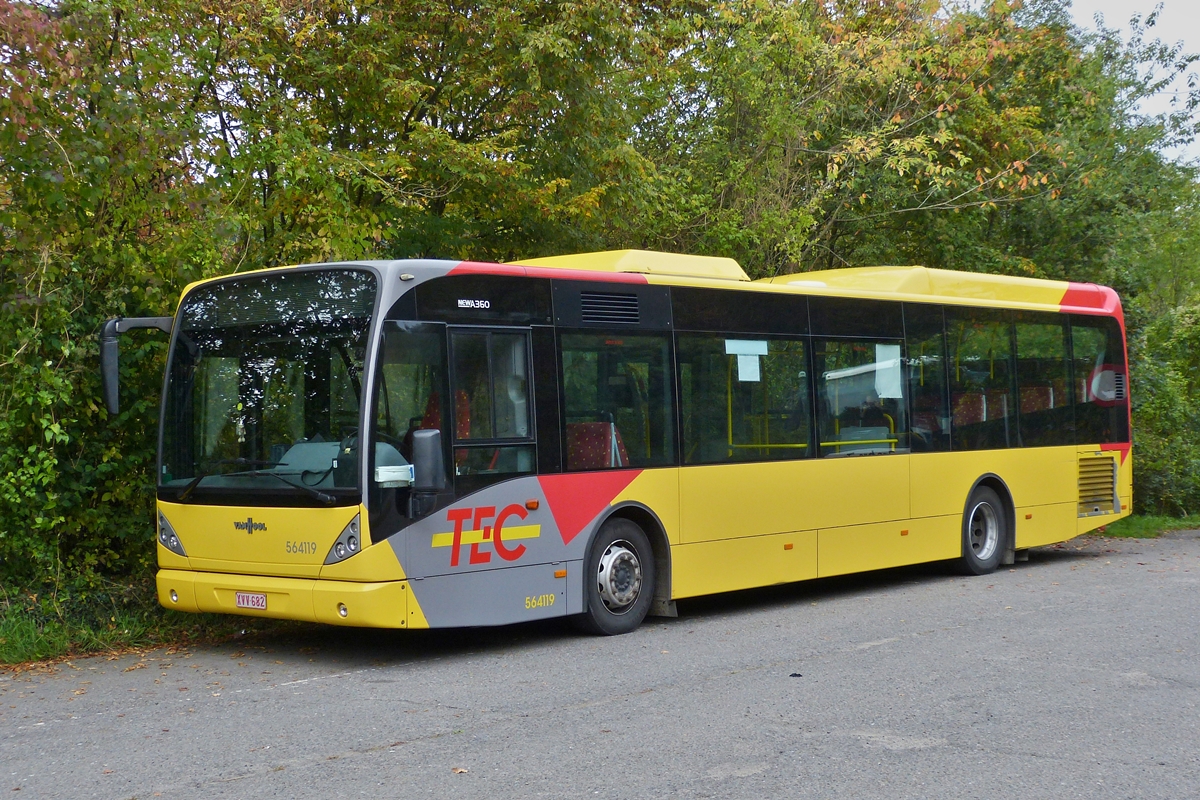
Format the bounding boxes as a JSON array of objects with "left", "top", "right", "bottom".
[{"left": 1069, "top": 0, "right": 1200, "bottom": 161}]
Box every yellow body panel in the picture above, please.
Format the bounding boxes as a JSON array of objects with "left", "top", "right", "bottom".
[
  {"left": 910, "top": 447, "right": 1077, "bottom": 519},
  {"left": 817, "top": 516, "right": 960, "bottom": 578},
  {"left": 1015, "top": 502, "right": 1078, "bottom": 549},
  {"left": 319, "top": 534, "right": 406, "bottom": 582},
  {"left": 670, "top": 445, "right": 1129, "bottom": 593},
  {"left": 511, "top": 249, "right": 750, "bottom": 282},
  {"left": 679, "top": 456, "right": 908, "bottom": 544},
  {"left": 757, "top": 265, "right": 1071, "bottom": 311},
  {"left": 672, "top": 530, "right": 817, "bottom": 598},
  {"left": 158, "top": 501, "right": 362, "bottom": 577},
  {"left": 157, "top": 569, "right": 417, "bottom": 629},
  {"left": 156, "top": 542, "right": 190, "bottom": 571},
  {"left": 616, "top": 469, "right": 682, "bottom": 544}
]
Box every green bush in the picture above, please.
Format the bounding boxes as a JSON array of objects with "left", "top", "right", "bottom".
[{"left": 1129, "top": 305, "right": 1200, "bottom": 515}]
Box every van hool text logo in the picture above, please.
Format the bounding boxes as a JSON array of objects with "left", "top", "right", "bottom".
[{"left": 234, "top": 517, "right": 267, "bottom": 533}]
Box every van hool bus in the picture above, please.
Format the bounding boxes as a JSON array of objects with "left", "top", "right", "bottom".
[{"left": 100, "top": 250, "right": 1130, "bottom": 634}]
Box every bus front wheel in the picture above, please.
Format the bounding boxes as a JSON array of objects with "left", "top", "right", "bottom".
[
  {"left": 960, "top": 486, "right": 1005, "bottom": 575},
  {"left": 573, "top": 517, "right": 655, "bottom": 636}
]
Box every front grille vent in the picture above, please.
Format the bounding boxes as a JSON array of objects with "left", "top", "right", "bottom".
[
  {"left": 580, "top": 292, "right": 639, "bottom": 325},
  {"left": 1078, "top": 455, "right": 1117, "bottom": 517}
]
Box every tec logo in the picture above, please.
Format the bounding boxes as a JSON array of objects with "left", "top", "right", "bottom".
[{"left": 432, "top": 504, "right": 540, "bottom": 567}]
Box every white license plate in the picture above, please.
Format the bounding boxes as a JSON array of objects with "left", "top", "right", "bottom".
[{"left": 235, "top": 591, "right": 267, "bottom": 610}]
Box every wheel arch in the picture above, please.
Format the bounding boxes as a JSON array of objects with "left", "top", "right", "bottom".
[
  {"left": 964, "top": 473, "right": 1017, "bottom": 566},
  {"left": 591, "top": 501, "right": 674, "bottom": 617}
]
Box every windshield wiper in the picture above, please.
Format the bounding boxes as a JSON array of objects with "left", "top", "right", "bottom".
[
  {"left": 231, "top": 469, "right": 336, "bottom": 505},
  {"left": 177, "top": 458, "right": 283, "bottom": 502},
  {"left": 176, "top": 459, "right": 335, "bottom": 504}
]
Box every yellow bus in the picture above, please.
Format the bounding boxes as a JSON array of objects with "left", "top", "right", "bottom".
[{"left": 101, "top": 250, "right": 1131, "bottom": 635}]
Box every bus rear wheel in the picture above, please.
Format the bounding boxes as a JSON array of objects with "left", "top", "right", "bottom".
[
  {"left": 960, "top": 486, "right": 1005, "bottom": 575},
  {"left": 573, "top": 517, "right": 655, "bottom": 636}
]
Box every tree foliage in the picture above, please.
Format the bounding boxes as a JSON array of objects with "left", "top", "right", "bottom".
[{"left": 2, "top": 0, "right": 1199, "bottom": 597}]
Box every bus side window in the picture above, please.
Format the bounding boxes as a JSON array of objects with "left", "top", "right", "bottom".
[
  {"left": 1015, "top": 314, "right": 1073, "bottom": 446},
  {"left": 560, "top": 333, "right": 674, "bottom": 470},
  {"left": 676, "top": 333, "right": 811, "bottom": 464},
  {"left": 449, "top": 330, "right": 535, "bottom": 476},
  {"left": 904, "top": 304, "right": 950, "bottom": 452},
  {"left": 814, "top": 339, "right": 908, "bottom": 457},
  {"left": 946, "top": 309, "right": 1015, "bottom": 450},
  {"left": 1070, "top": 316, "right": 1129, "bottom": 444}
]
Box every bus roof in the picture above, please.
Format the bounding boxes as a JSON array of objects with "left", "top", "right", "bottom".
[
  {"left": 503, "top": 251, "right": 1122, "bottom": 320},
  {"left": 174, "top": 250, "right": 1121, "bottom": 322}
]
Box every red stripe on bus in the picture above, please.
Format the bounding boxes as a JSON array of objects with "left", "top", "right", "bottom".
[
  {"left": 450, "top": 261, "right": 649, "bottom": 284},
  {"left": 538, "top": 470, "right": 643, "bottom": 545},
  {"left": 1101, "top": 442, "right": 1130, "bottom": 464},
  {"left": 1060, "top": 282, "right": 1124, "bottom": 329}
]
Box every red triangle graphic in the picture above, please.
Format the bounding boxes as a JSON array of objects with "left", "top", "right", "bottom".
[
  {"left": 538, "top": 471, "right": 642, "bottom": 546},
  {"left": 1101, "top": 442, "right": 1131, "bottom": 464}
]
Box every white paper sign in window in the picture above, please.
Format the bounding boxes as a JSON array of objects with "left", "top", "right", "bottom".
[
  {"left": 725, "top": 339, "right": 769, "bottom": 382},
  {"left": 874, "top": 343, "right": 903, "bottom": 399}
]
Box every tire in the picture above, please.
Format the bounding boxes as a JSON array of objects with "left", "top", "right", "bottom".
[
  {"left": 959, "top": 485, "right": 1005, "bottom": 575},
  {"left": 573, "top": 517, "right": 655, "bottom": 636}
]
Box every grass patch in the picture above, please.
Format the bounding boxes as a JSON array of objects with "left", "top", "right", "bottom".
[
  {"left": 1100, "top": 514, "right": 1200, "bottom": 539},
  {"left": 0, "top": 580, "right": 291, "bottom": 666}
]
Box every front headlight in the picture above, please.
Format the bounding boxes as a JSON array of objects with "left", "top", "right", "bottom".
[
  {"left": 324, "top": 514, "right": 362, "bottom": 565},
  {"left": 158, "top": 511, "right": 187, "bottom": 556}
]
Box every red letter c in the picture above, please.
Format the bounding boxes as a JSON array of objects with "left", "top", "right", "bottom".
[{"left": 492, "top": 504, "right": 528, "bottom": 562}]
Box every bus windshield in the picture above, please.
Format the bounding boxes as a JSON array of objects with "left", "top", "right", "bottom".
[{"left": 160, "top": 268, "right": 376, "bottom": 504}]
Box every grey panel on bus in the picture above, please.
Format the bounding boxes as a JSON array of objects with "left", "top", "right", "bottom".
[
  {"left": 384, "top": 473, "right": 642, "bottom": 626},
  {"left": 411, "top": 560, "right": 582, "bottom": 628}
]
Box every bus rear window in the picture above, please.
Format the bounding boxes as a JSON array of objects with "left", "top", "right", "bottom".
[{"left": 1071, "top": 316, "right": 1129, "bottom": 443}]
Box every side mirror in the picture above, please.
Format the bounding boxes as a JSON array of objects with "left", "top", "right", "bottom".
[
  {"left": 98, "top": 316, "right": 174, "bottom": 416},
  {"left": 100, "top": 319, "right": 121, "bottom": 415},
  {"left": 411, "top": 429, "right": 446, "bottom": 492}
]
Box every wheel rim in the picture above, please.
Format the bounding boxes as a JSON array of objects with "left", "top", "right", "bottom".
[
  {"left": 968, "top": 501, "right": 1000, "bottom": 561},
  {"left": 596, "top": 540, "right": 642, "bottom": 614}
]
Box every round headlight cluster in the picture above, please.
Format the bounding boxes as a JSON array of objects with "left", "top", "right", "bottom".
[
  {"left": 158, "top": 528, "right": 181, "bottom": 550},
  {"left": 324, "top": 514, "right": 363, "bottom": 565},
  {"left": 157, "top": 513, "right": 187, "bottom": 556}
]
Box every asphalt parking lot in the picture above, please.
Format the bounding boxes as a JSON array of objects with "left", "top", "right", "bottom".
[{"left": 3, "top": 530, "right": 1198, "bottom": 799}]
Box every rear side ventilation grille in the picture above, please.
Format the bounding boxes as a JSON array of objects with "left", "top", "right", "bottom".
[
  {"left": 1078, "top": 455, "right": 1118, "bottom": 517},
  {"left": 580, "top": 292, "right": 639, "bottom": 325},
  {"left": 1113, "top": 372, "right": 1128, "bottom": 401}
]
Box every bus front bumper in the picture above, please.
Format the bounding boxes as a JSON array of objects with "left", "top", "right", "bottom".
[{"left": 156, "top": 569, "right": 419, "bottom": 629}]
